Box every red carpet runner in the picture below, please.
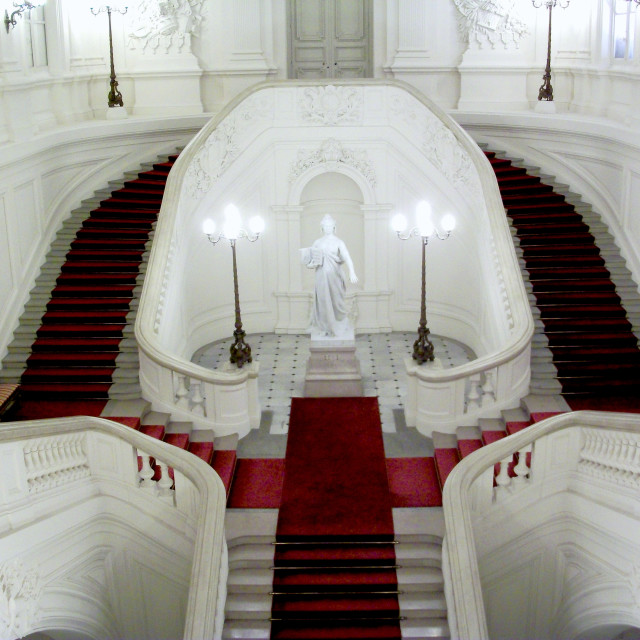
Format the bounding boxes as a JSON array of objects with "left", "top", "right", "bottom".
[
  {"left": 272, "top": 397, "right": 401, "bottom": 640},
  {"left": 18, "top": 156, "right": 177, "bottom": 403},
  {"left": 486, "top": 150, "right": 640, "bottom": 401}
]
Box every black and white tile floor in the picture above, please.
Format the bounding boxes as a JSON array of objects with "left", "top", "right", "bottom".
[{"left": 193, "top": 332, "right": 475, "bottom": 458}]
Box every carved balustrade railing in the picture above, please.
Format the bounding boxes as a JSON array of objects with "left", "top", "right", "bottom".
[
  {"left": 0, "top": 416, "right": 227, "bottom": 640},
  {"left": 441, "top": 410, "right": 640, "bottom": 640}
]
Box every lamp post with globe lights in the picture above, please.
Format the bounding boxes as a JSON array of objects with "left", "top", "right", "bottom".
[
  {"left": 532, "top": 0, "right": 570, "bottom": 103},
  {"left": 202, "top": 204, "right": 264, "bottom": 368},
  {"left": 392, "top": 201, "right": 456, "bottom": 364}
]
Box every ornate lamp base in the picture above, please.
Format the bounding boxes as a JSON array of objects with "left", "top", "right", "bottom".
[{"left": 412, "top": 325, "right": 435, "bottom": 364}]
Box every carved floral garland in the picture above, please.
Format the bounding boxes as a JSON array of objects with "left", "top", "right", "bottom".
[
  {"left": 185, "top": 93, "right": 273, "bottom": 198},
  {"left": 128, "top": 0, "right": 205, "bottom": 55},
  {"left": 0, "top": 561, "right": 42, "bottom": 640},
  {"left": 453, "top": 0, "right": 528, "bottom": 49},
  {"left": 388, "top": 89, "right": 481, "bottom": 199},
  {"left": 289, "top": 138, "right": 376, "bottom": 187}
]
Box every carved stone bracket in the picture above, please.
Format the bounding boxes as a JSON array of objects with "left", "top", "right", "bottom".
[
  {"left": 453, "top": 0, "right": 528, "bottom": 49},
  {"left": 299, "top": 85, "right": 363, "bottom": 125},
  {"left": 0, "top": 560, "right": 42, "bottom": 640},
  {"left": 289, "top": 138, "right": 376, "bottom": 187}
]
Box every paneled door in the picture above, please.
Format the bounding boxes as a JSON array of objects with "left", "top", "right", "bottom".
[{"left": 289, "top": 0, "right": 371, "bottom": 79}]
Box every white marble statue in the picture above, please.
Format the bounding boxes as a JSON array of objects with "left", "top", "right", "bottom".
[{"left": 301, "top": 214, "right": 358, "bottom": 339}]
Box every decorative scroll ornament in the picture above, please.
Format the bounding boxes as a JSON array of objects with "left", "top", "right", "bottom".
[
  {"left": 0, "top": 561, "right": 42, "bottom": 640},
  {"left": 453, "top": 0, "right": 528, "bottom": 49},
  {"left": 299, "top": 85, "right": 363, "bottom": 125},
  {"left": 289, "top": 138, "right": 376, "bottom": 187},
  {"left": 185, "top": 93, "right": 273, "bottom": 198},
  {"left": 128, "top": 0, "right": 205, "bottom": 54}
]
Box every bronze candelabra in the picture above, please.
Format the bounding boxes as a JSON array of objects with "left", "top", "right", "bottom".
[
  {"left": 392, "top": 202, "right": 456, "bottom": 365},
  {"left": 91, "top": 5, "right": 128, "bottom": 108},
  {"left": 203, "top": 205, "right": 264, "bottom": 368},
  {"left": 532, "top": 0, "right": 570, "bottom": 102}
]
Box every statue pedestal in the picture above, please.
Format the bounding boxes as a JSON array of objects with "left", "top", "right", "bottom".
[{"left": 304, "top": 338, "right": 363, "bottom": 398}]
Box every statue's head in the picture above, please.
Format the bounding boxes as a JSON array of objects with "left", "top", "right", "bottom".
[{"left": 320, "top": 214, "right": 336, "bottom": 234}]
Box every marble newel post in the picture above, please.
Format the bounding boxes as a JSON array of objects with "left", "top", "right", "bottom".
[{"left": 301, "top": 215, "right": 363, "bottom": 397}]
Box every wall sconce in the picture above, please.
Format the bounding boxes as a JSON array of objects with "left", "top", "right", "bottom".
[
  {"left": 392, "top": 201, "right": 456, "bottom": 364},
  {"left": 4, "top": 0, "right": 45, "bottom": 33}
]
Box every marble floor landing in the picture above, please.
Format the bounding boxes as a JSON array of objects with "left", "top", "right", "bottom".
[{"left": 192, "top": 332, "right": 475, "bottom": 459}]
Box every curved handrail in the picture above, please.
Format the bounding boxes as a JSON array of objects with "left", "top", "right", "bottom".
[
  {"left": 0, "top": 416, "right": 227, "bottom": 640},
  {"left": 442, "top": 410, "right": 640, "bottom": 640},
  {"left": 135, "top": 79, "right": 533, "bottom": 427}
]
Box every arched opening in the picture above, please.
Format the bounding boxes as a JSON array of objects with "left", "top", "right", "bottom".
[{"left": 299, "top": 171, "right": 364, "bottom": 296}]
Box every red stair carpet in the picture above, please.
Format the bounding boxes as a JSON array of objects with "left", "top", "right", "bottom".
[
  {"left": 486, "top": 150, "right": 640, "bottom": 405},
  {"left": 17, "top": 156, "right": 178, "bottom": 408},
  {"left": 272, "top": 397, "right": 401, "bottom": 640}
]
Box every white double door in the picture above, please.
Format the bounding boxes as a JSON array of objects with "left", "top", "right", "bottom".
[{"left": 289, "top": 0, "right": 371, "bottom": 79}]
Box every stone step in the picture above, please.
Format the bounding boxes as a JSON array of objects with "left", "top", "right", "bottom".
[
  {"left": 399, "top": 591, "right": 448, "bottom": 618},
  {"left": 400, "top": 617, "right": 450, "bottom": 640},
  {"left": 222, "top": 619, "right": 270, "bottom": 640}
]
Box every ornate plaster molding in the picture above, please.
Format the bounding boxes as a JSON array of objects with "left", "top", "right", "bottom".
[
  {"left": 299, "top": 85, "right": 363, "bottom": 125},
  {"left": 185, "top": 92, "right": 273, "bottom": 198},
  {"left": 453, "top": 0, "right": 528, "bottom": 49},
  {"left": 0, "top": 560, "right": 42, "bottom": 640},
  {"left": 289, "top": 138, "right": 376, "bottom": 187},
  {"left": 388, "top": 89, "right": 480, "bottom": 198},
  {"left": 128, "top": 0, "right": 205, "bottom": 55}
]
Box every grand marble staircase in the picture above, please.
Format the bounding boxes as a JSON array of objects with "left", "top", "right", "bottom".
[{"left": 224, "top": 534, "right": 449, "bottom": 640}]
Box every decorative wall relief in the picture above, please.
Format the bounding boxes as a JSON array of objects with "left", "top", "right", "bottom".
[
  {"left": 388, "top": 89, "right": 481, "bottom": 198},
  {"left": 185, "top": 92, "right": 273, "bottom": 198},
  {"left": 299, "top": 85, "right": 363, "bottom": 125},
  {"left": 0, "top": 560, "right": 42, "bottom": 640},
  {"left": 453, "top": 0, "right": 528, "bottom": 49},
  {"left": 128, "top": 0, "right": 205, "bottom": 55},
  {"left": 289, "top": 138, "right": 376, "bottom": 187}
]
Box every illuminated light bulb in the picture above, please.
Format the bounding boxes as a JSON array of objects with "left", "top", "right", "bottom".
[
  {"left": 415, "top": 200, "right": 433, "bottom": 237},
  {"left": 418, "top": 218, "right": 435, "bottom": 238},
  {"left": 391, "top": 213, "right": 407, "bottom": 233},
  {"left": 202, "top": 218, "right": 216, "bottom": 235},
  {"left": 223, "top": 203, "right": 241, "bottom": 239},
  {"left": 441, "top": 213, "right": 456, "bottom": 233},
  {"left": 249, "top": 216, "right": 265, "bottom": 235}
]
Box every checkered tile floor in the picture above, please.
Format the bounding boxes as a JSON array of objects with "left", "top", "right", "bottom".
[{"left": 193, "top": 332, "right": 475, "bottom": 440}]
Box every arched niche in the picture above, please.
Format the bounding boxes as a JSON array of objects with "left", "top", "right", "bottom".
[{"left": 298, "top": 171, "right": 365, "bottom": 294}]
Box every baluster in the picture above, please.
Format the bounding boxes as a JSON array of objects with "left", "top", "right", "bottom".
[
  {"left": 481, "top": 370, "right": 496, "bottom": 408},
  {"left": 190, "top": 379, "right": 205, "bottom": 416},
  {"left": 466, "top": 374, "right": 482, "bottom": 412},
  {"left": 175, "top": 373, "right": 190, "bottom": 409},
  {"left": 138, "top": 451, "right": 157, "bottom": 491},
  {"left": 156, "top": 461, "right": 175, "bottom": 502},
  {"left": 512, "top": 445, "right": 531, "bottom": 483},
  {"left": 495, "top": 455, "right": 512, "bottom": 490}
]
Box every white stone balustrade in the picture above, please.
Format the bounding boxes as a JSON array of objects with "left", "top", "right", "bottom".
[
  {"left": 578, "top": 428, "right": 640, "bottom": 488},
  {"left": 441, "top": 411, "right": 640, "bottom": 640},
  {"left": 0, "top": 416, "right": 227, "bottom": 640}
]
